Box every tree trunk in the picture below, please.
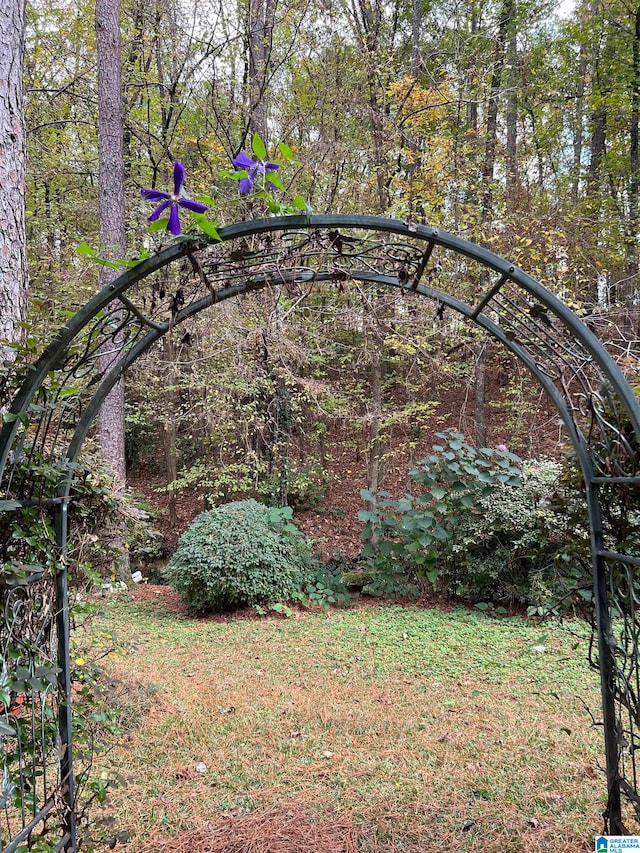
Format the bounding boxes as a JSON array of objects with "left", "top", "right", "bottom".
[
  {"left": 587, "top": 5, "right": 611, "bottom": 201},
  {"left": 96, "top": 0, "right": 129, "bottom": 579},
  {"left": 367, "top": 327, "right": 385, "bottom": 507},
  {"left": 626, "top": 5, "right": 640, "bottom": 304},
  {"left": 571, "top": 38, "right": 588, "bottom": 203},
  {"left": 466, "top": 9, "right": 479, "bottom": 135},
  {"left": 247, "top": 0, "right": 275, "bottom": 141},
  {"left": 505, "top": 27, "right": 518, "bottom": 198},
  {"left": 96, "top": 0, "right": 127, "bottom": 485},
  {"left": 0, "top": 0, "right": 28, "bottom": 349},
  {"left": 411, "top": 0, "right": 421, "bottom": 77},
  {"left": 586, "top": 5, "right": 614, "bottom": 301},
  {"left": 161, "top": 334, "right": 179, "bottom": 528},
  {"left": 474, "top": 340, "right": 488, "bottom": 448},
  {"left": 588, "top": 103, "right": 607, "bottom": 196},
  {"left": 476, "top": 0, "right": 513, "bottom": 447},
  {"left": 480, "top": 0, "right": 514, "bottom": 221}
]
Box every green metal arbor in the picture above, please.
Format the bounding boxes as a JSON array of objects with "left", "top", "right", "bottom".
[{"left": 1, "top": 215, "right": 639, "bottom": 849}]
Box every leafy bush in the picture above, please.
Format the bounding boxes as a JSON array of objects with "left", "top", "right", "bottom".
[
  {"left": 166, "top": 499, "right": 313, "bottom": 612},
  {"left": 359, "top": 430, "right": 522, "bottom": 597},
  {"left": 529, "top": 454, "right": 640, "bottom": 617},
  {"left": 298, "top": 554, "right": 352, "bottom": 607},
  {"left": 0, "top": 450, "right": 156, "bottom": 587},
  {"left": 357, "top": 431, "right": 602, "bottom": 609},
  {"left": 441, "top": 458, "right": 564, "bottom": 604}
]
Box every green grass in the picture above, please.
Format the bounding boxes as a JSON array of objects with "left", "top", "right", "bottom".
[{"left": 89, "top": 592, "right": 613, "bottom": 852}]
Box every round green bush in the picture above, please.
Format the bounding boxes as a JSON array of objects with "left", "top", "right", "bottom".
[{"left": 166, "top": 499, "right": 312, "bottom": 612}]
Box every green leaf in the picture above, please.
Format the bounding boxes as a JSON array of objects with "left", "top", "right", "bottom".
[
  {"left": 190, "top": 213, "right": 221, "bottom": 241},
  {"left": 0, "top": 500, "right": 22, "bottom": 511},
  {"left": 147, "top": 219, "right": 169, "bottom": 233},
  {"left": 266, "top": 171, "right": 284, "bottom": 190},
  {"left": 278, "top": 142, "right": 294, "bottom": 160},
  {"left": 475, "top": 601, "right": 490, "bottom": 611},
  {"left": 252, "top": 133, "right": 267, "bottom": 160},
  {"left": 291, "top": 195, "right": 307, "bottom": 210},
  {"left": 430, "top": 487, "right": 447, "bottom": 500},
  {"left": 0, "top": 719, "right": 14, "bottom": 736},
  {"left": 76, "top": 242, "right": 126, "bottom": 269},
  {"left": 77, "top": 241, "right": 95, "bottom": 257}
]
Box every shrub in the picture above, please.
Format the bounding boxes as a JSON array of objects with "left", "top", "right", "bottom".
[
  {"left": 166, "top": 499, "right": 313, "bottom": 612},
  {"left": 298, "top": 554, "right": 352, "bottom": 607},
  {"left": 441, "top": 458, "right": 564, "bottom": 604},
  {"left": 357, "top": 432, "right": 599, "bottom": 609},
  {"left": 359, "top": 430, "right": 522, "bottom": 597}
]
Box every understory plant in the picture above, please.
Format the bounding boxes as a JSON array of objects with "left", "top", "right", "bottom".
[
  {"left": 166, "top": 499, "right": 313, "bottom": 612},
  {"left": 442, "top": 458, "right": 566, "bottom": 604},
  {"left": 358, "top": 430, "right": 524, "bottom": 599},
  {"left": 358, "top": 431, "right": 602, "bottom": 609}
]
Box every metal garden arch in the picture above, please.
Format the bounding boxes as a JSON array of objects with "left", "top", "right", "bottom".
[{"left": 1, "top": 214, "right": 639, "bottom": 850}]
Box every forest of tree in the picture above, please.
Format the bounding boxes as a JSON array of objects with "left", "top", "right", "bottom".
[{"left": 4, "top": 0, "right": 640, "bottom": 548}]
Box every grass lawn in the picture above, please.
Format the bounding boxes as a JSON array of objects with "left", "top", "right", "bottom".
[{"left": 90, "top": 589, "right": 613, "bottom": 852}]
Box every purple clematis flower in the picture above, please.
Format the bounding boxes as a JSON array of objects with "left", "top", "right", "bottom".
[
  {"left": 232, "top": 151, "right": 280, "bottom": 195},
  {"left": 140, "top": 161, "right": 209, "bottom": 236}
]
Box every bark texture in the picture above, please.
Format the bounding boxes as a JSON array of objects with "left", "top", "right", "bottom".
[
  {"left": 505, "top": 28, "right": 518, "bottom": 198},
  {"left": 0, "top": 0, "right": 28, "bottom": 346},
  {"left": 96, "top": 0, "right": 127, "bottom": 486},
  {"left": 248, "top": 0, "right": 275, "bottom": 140},
  {"left": 625, "top": 5, "right": 640, "bottom": 301},
  {"left": 480, "top": 0, "right": 515, "bottom": 220}
]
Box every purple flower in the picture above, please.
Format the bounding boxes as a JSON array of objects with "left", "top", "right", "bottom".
[
  {"left": 140, "top": 161, "right": 209, "bottom": 236},
  {"left": 232, "top": 151, "right": 280, "bottom": 195}
]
